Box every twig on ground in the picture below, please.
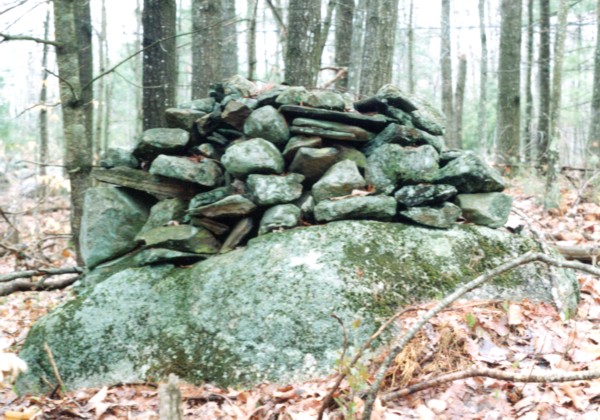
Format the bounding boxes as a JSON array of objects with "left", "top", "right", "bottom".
[
  {"left": 382, "top": 366, "right": 600, "bottom": 401},
  {"left": 360, "top": 252, "right": 600, "bottom": 420},
  {"left": 44, "top": 343, "right": 64, "bottom": 398},
  {"left": 0, "top": 275, "right": 79, "bottom": 296}
]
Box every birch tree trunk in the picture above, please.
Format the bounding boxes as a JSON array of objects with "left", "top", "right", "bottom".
[
  {"left": 52, "top": 0, "right": 94, "bottom": 265},
  {"left": 496, "top": 0, "right": 522, "bottom": 165},
  {"left": 545, "top": 0, "right": 568, "bottom": 209},
  {"left": 524, "top": 0, "right": 535, "bottom": 165},
  {"left": 285, "top": 0, "right": 321, "bottom": 86},
  {"left": 246, "top": 0, "right": 259, "bottom": 81},
  {"left": 454, "top": 54, "right": 467, "bottom": 148},
  {"left": 335, "top": 0, "right": 355, "bottom": 90},
  {"left": 143, "top": 0, "right": 177, "bottom": 129},
  {"left": 407, "top": 0, "right": 415, "bottom": 94},
  {"left": 348, "top": 0, "right": 367, "bottom": 92}
]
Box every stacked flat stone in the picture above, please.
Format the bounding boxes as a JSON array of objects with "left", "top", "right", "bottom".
[{"left": 85, "top": 75, "right": 512, "bottom": 269}]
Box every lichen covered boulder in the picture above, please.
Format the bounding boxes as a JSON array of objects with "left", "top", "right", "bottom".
[{"left": 17, "top": 221, "right": 578, "bottom": 394}]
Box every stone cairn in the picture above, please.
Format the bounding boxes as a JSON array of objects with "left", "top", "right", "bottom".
[{"left": 87, "top": 75, "right": 512, "bottom": 269}]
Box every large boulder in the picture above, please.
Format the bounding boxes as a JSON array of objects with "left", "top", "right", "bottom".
[
  {"left": 18, "top": 221, "right": 578, "bottom": 393},
  {"left": 79, "top": 187, "right": 151, "bottom": 268}
]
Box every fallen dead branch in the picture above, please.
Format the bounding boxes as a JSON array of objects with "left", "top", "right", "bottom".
[
  {"left": 360, "top": 252, "right": 600, "bottom": 420},
  {"left": 0, "top": 266, "right": 84, "bottom": 283},
  {"left": 556, "top": 244, "right": 600, "bottom": 264},
  {"left": 0, "top": 275, "right": 79, "bottom": 296},
  {"left": 382, "top": 366, "right": 600, "bottom": 401}
]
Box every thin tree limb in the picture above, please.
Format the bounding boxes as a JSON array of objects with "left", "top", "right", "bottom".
[
  {"left": 0, "top": 32, "right": 60, "bottom": 47},
  {"left": 361, "top": 252, "right": 600, "bottom": 419},
  {"left": 44, "top": 342, "right": 65, "bottom": 398},
  {"left": 0, "top": 275, "right": 79, "bottom": 296},
  {"left": 382, "top": 366, "right": 600, "bottom": 401},
  {"left": 264, "top": 0, "right": 287, "bottom": 35},
  {"left": 0, "top": 266, "right": 84, "bottom": 283}
]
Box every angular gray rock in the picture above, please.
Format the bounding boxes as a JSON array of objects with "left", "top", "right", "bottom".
[
  {"left": 399, "top": 202, "right": 462, "bottom": 228},
  {"left": 136, "top": 198, "right": 187, "bottom": 239},
  {"left": 80, "top": 187, "right": 150, "bottom": 268},
  {"left": 289, "top": 147, "right": 339, "bottom": 183},
  {"left": 314, "top": 195, "right": 397, "bottom": 222},
  {"left": 258, "top": 204, "right": 301, "bottom": 235},
  {"left": 100, "top": 147, "right": 139, "bottom": 169},
  {"left": 275, "top": 86, "right": 310, "bottom": 106},
  {"left": 221, "top": 138, "right": 285, "bottom": 178},
  {"left": 133, "top": 128, "right": 190, "bottom": 161},
  {"left": 282, "top": 136, "right": 322, "bottom": 161},
  {"left": 291, "top": 118, "right": 374, "bottom": 142},
  {"left": 434, "top": 154, "right": 505, "bottom": 193},
  {"left": 179, "top": 97, "right": 216, "bottom": 113},
  {"left": 362, "top": 123, "right": 444, "bottom": 156},
  {"left": 188, "top": 186, "right": 232, "bottom": 210},
  {"left": 133, "top": 248, "right": 206, "bottom": 266},
  {"left": 456, "top": 192, "right": 513, "bottom": 228},
  {"left": 394, "top": 184, "right": 458, "bottom": 207},
  {"left": 376, "top": 84, "right": 419, "bottom": 112},
  {"left": 243, "top": 106, "right": 289, "bottom": 146},
  {"left": 137, "top": 225, "right": 221, "bottom": 254},
  {"left": 188, "top": 195, "right": 257, "bottom": 219},
  {"left": 312, "top": 160, "right": 366, "bottom": 203},
  {"left": 280, "top": 105, "right": 391, "bottom": 132},
  {"left": 366, "top": 144, "right": 440, "bottom": 195},
  {"left": 221, "top": 100, "right": 252, "bottom": 131},
  {"left": 247, "top": 173, "right": 304, "bottom": 206},
  {"left": 333, "top": 145, "right": 367, "bottom": 172},
  {"left": 19, "top": 221, "right": 577, "bottom": 392},
  {"left": 149, "top": 155, "right": 223, "bottom": 188},
  {"left": 220, "top": 218, "right": 254, "bottom": 253},
  {"left": 304, "top": 91, "right": 346, "bottom": 111},
  {"left": 165, "top": 108, "right": 206, "bottom": 131},
  {"left": 189, "top": 217, "right": 230, "bottom": 236}
]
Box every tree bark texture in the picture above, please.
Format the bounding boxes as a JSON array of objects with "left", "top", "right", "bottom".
[
  {"left": 454, "top": 54, "right": 467, "bottom": 148},
  {"left": 143, "top": 0, "right": 177, "bottom": 130},
  {"left": 348, "top": 0, "right": 367, "bottom": 92},
  {"left": 94, "top": 0, "right": 108, "bottom": 160},
  {"left": 359, "top": 0, "right": 399, "bottom": 95},
  {"left": 74, "top": 0, "right": 93, "bottom": 154},
  {"left": 496, "top": 0, "right": 522, "bottom": 165},
  {"left": 589, "top": 0, "right": 600, "bottom": 164},
  {"left": 477, "top": 0, "right": 487, "bottom": 152},
  {"left": 285, "top": 0, "right": 321, "bottom": 86},
  {"left": 335, "top": 0, "right": 355, "bottom": 90},
  {"left": 192, "top": 0, "right": 222, "bottom": 98},
  {"left": 39, "top": 6, "right": 50, "bottom": 177},
  {"left": 440, "top": 0, "right": 455, "bottom": 148},
  {"left": 407, "top": 0, "right": 415, "bottom": 94},
  {"left": 220, "top": 0, "right": 238, "bottom": 79},
  {"left": 52, "top": 0, "right": 94, "bottom": 265},
  {"left": 246, "top": 0, "right": 258, "bottom": 81},
  {"left": 524, "top": 0, "right": 535, "bottom": 164},
  {"left": 545, "top": 0, "right": 568, "bottom": 209},
  {"left": 538, "top": 0, "right": 551, "bottom": 165}
]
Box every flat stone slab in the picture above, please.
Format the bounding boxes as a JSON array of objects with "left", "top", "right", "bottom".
[
  {"left": 188, "top": 195, "right": 257, "bottom": 219},
  {"left": 133, "top": 128, "right": 190, "bottom": 161},
  {"left": 137, "top": 225, "right": 221, "bottom": 254},
  {"left": 247, "top": 173, "right": 304, "bottom": 206},
  {"left": 149, "top": 155, "right": 223, "bottom": 188},
  {"left": 399, "top": 202, "right": 462, "bottom": 229},
  {"left": 456, "top": 192, "right": 513, "bottom": 228},
  {"left": 314, "top": 195, "right": 397, "bottom": 222},
  {"left": 280, "top": 105, "right": 392, "bottom": 132}
]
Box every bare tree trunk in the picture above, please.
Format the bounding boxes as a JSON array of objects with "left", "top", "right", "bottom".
[
  {"left": 74, "top": 0, "right": 93, "bottom": 157},
  {"left": 192, "top": 0, "right": 222, "bottom": 97},
  {"left": 348, "top": 0, "right": 367, "bottom": 93},
  {"left": 285, "top": 0, "right": 321, "bottom": 86},
  {"left": 52, "top": 0, "right": 94, "bottom": 265},
  {"left": 477, "top": 0, "right": 487, "bottom": 153},
  {"left": 221, "top": 0, "right": 238, "bottom": 79},
  {"left": 440, "top": 0, "right": 455, "bottom": 148},
  {"left": 407, "top": 0, "right": 415, "bottom": 94},
  {"left": 314, "top": 0, "right": 336, "bottom": 81},
  {"left": 134, "top": 0, "right": 143, "bottom": 134},
  {"left": 454, "top": 54, "right": 467, "bottom": 148},
  {"left": 496, "top": 0, "right": 522, "bottom": 165},
  {"left": 538, "top": 0, "right": 551, "bottom": 165},
  {"left": 359, "top": 0, "right": 399, "bottom": 95},
  {"left": 39, "top": 5, "right": 51, "bottom": 177},
  {"left": 589, "top": 0, "right": 600, "bottom": 164},
  {"left": 143, "top": 0, "right": 177, "bottom": 129},
  {"left": 335, "top": 0, "right": 354, "bottom": 90},
  {"left": 247, "top": 0, "right": 259, "bottom": 81},
  {"left": 545, "top": 0, "right": 568, "bottom": 209},
  {"left": 524, "top": 0, "right": 535, "bottom": 164},
  {"left": 94, "top": 0, "right": 108, "bottom": 161}
]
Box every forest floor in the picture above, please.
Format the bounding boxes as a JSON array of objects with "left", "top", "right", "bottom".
[{"left": 0, "top": 172, "right": 600, "bottom": 419}]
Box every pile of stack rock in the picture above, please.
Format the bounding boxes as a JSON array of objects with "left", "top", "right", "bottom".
[{"left": 89, "top": 75, "right": 512, "bottom": 269}]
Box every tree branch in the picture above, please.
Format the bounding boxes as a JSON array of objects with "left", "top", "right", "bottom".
[
  {"left": 360, "top": 252, "right": 600, "bottom": 419},
  {"left": 382, "top": 366, "right": 600, "bottom": 401},
  {"left": 0, "top": 266, "right": 84, "bottom": 283},
  {"left": 0, "top": 32, "right": 60, "bottom": 47},
  {"left": 0, "top": 275, "right": 79, "bottom": 296}
]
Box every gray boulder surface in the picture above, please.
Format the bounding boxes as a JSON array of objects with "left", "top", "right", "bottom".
[
  {"left": 18, "top": 221, "right": 578, "bottom": 393},
  {"left": 456, "top": 192, "right": 513, "bottom": 228},
  {"left": 221, "top": 138, "right": 285, "bottom": 178},
  {"left": 79, "top": 187, "right": 150, "bottom": 268}
]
